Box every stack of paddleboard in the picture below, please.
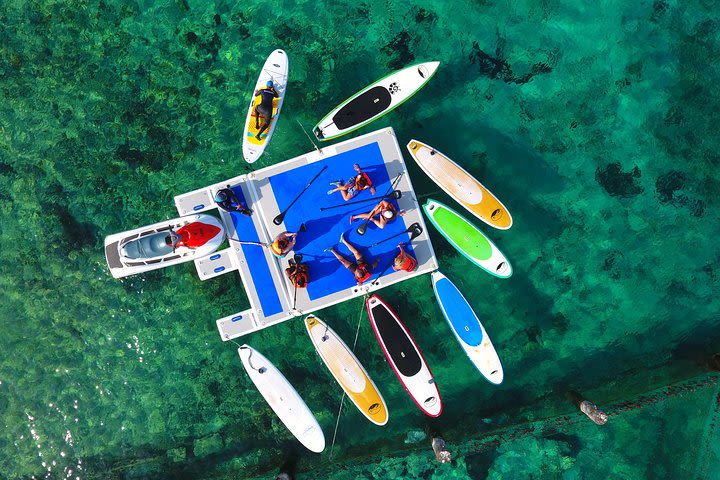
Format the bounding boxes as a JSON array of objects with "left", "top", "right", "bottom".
[{"left": 403, "top": 139, "right": 513, "bottom": 384}]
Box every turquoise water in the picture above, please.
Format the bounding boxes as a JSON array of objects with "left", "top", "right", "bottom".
[{"left": 1, "top": 0, "right": 719, "bottom": 478}]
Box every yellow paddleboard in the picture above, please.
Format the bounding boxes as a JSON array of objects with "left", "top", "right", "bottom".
[
  {"left": 305, "top": 315, "right": 389, "bottom": 426},
  {"left": 407, "top": 139, "right": 513, "bottom": 230}
]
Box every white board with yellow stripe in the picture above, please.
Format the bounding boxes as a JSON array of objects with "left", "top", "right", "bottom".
[{"left": 242, "top": 49, "right": 288, "bottom": 163}]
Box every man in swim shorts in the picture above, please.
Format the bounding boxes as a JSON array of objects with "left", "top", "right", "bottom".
[{"left": 325, "top": 233, "right": 379, "bottom": 285}]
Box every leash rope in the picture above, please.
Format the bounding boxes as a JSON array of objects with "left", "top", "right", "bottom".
[{"left": 329, "top": 293, "right": 369, "bottom": 459}]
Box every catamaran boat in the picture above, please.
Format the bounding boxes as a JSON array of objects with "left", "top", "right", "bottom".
[{"left": 104, "top": 214, "right": 225, "bottom": 278}]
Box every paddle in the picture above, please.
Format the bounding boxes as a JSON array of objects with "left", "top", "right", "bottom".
[
  {"left": 320, "top": 190, "right": 402, "bottom": 211},
  {"left": 367, "top": 223, "right": 422, "bottom": 248},
  {"left": 290, "top": 253, "right": 304, "bottom": 311},
  {"left": 273, "top": 165, "right": 328, "bottom": 226},
  {"left": 228, "top": 237, "right": 269, "bottom": 247},
  {"left": 370, "top": 226, "right": 424, "bottom": 286},
  {"left": 357, "top": 172, "right": 403, "bottom": 236}
]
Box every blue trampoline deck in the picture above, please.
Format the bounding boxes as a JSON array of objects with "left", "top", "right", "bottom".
[
  {"left": 175, "top": 127, "right": 437, "bottom": 340},
  {"left": 269, "top": 141, "right": 416, "bottom": 301}
]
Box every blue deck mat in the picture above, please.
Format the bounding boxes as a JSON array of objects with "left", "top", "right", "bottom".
[
  {"left": 269, "top": 142, "right": 415, "bottom": 301},
  {"left": 230, "top": 187, "right": 284, "bottom": 317}
]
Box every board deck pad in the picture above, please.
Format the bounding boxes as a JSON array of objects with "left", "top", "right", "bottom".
[
  {"left": 424, "top": 199, "right": 512, "bottom": 278},
  {"left": 372, "top": 305, "right": 422, "bottom": 376},
  {"left": 334, "top": 86, "right": 392, "bottom": 129},
  {"left": 433, "top": 275, "right": 484, "bottom": 346},
  {"left": 176, "top": 127, "right": 438, "bottom": 339}
]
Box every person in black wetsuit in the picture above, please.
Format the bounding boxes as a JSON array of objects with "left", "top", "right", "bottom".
[
  {"left": 214, "top": 187, "right": 252, "bottom": 216},
  {"left": 254, "top": 80, "right": 279, "bottom": 140}
]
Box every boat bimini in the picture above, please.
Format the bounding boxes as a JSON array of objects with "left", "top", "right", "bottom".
[{"left": 104, "top": 214, "right": 225, "bottom": 278}]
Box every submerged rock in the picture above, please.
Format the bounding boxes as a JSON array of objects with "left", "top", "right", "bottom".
[
  {"left": 595, "top": 162, "right": 644, "bottom": 197},
  {"left": 404, "top": 429, "right": 427, "bottom": 444}
]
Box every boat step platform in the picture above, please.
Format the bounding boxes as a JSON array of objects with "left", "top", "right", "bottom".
[{"left": 194, "top": 248, "right": 238, "bottom": 281}]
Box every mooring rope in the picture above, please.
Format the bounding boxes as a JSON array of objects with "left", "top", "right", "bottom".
[{"left": 329, "top": 293, "right": 369, "bottom": 459}]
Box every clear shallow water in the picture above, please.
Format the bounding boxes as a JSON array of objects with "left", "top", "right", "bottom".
[{"left": 1, "top": 0, "right": 719, "bottom": 478}]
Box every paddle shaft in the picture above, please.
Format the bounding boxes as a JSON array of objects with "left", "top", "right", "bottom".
[
  {"left": 228, "top": 237, "right": 268, "bottom": 247},
  {"left": 357, "top": 172, "right": 403, "bottom": 235},
  {"left": 368, "top": 223, "right": 421, "bottom": 248},
  {"left": 370, "top": 227, "right": 423, "bottom": 285},
  {"left": 320, "top": 190, "right": 400, "bottom": 211},
  {"left": 274, "top": 165, "right": 328, "bottom": 225}
]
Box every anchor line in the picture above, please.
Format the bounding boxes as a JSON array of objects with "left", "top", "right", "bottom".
[{"left": 329, "top": 293, "right": 370, "bottom": 459}]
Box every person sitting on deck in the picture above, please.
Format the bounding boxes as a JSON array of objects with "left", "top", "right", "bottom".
[
  {"left": 349, "top": 199, "right": 405, "bottom": 229},
  {"left": 271, "top": 231, "right": 298, "bottom": 258},
  {"left": 327, "top": 163, "right": 376, "bottom": 201},
  {"left": 392, "top": 242, "right": 418, "bottom": 273},
  {"left": 285, "top": 261, "right": 309, "bottom": 289},
  {"left": 254, "top": 80, "right": 279, "bottom": 140},
  {"left": 214, "top": 187, "right": 252, "bottom": 216},
  {"left": 325, "top": 233, "right": 379, "bottom": 285}
]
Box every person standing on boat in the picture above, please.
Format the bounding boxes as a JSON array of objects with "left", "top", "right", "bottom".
[
  {"left": 325, "top": 233, "right": 379, "bottom": 285},
  {"left": 349, "top": 199, "right": 405, "bottom": 229},
  {"left": 254, "top": 80, "right": 279, "bottom": 140},
  {"left": 214, "top": 187, "right": 252, "bottom": 216},
  {"left": 328, "top": 163, "right": 376, "bottom": 201}
]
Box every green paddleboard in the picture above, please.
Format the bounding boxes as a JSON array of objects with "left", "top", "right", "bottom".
[{"left": 423, "top": 199, "right": 512, "bottom": 278}]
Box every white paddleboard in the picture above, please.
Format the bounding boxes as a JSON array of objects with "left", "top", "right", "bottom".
[
  {"left": 242, "top": 49, "right": 289, "bottom": 163},
  {"left": 431, "top": 272, "right": 503, "bottom": 384},
  {"left": 238, "top": 345, "right": 325, "bottom": 453},
  {"left": 314, "top": 61, "right": 439, "bottom": 141}
]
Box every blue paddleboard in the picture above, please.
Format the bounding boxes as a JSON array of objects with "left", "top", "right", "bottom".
[{"left": 431, "top": 271, "right": 504, "bottom": 384}]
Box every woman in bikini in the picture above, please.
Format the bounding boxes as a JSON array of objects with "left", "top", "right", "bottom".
[
  {"left": 325, "top": 233, "right": 379, "bottom": 285},
  {"left": 349, "top": 199, "right": 405, "bottom": 229}
]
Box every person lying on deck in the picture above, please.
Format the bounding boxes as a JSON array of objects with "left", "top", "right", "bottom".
[
  {"left": 392, "top": 242, "right": 418, "bottom": 272},
  {"left": 285, "top": 261, "right": 309, "bottom": 289},
  {"left": 349, "top": 199, "right": 405, "bottom": 229},
  {"left": 270, "top": 231, "right": 298, "bottom": 258},
  {"left": 214, "top": 187, "right": 252, "bottom": 216},
  {"left": 325, "top": 233, "right": 379, "bottom": 285},
  {"left": 327, "top": 163, "right": 376, "bottom": 201},
  {"left": 254, "top": 80, "right": 279, "bottom": 140}
]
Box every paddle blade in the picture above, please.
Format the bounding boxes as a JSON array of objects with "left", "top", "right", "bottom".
[
  {"left": 357, "top": 222, "right": 368, "bottom": 236},
  {"left": 391, "top": 190, "right": 402, "bottom": 199},
  {"left": 273, "top": 214, "right": 284, "bottom": 225},
  {"left": 409, "top": 223, "right": 423, "bottom": 240}
]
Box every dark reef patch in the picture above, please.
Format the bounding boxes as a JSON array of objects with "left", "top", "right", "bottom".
[
  {"left": 410, "top": 6, "right": 438, "bottom": 24},
  {"left": 595, "top": 163, "right": 644, "bottom": 198},
  {"left": 468, "top": 41, "right": 553, "bottom": 84},
  {"left": 381, "top": 30, "right": 415, "bottom": 70},
  {"left": 44, "top": 202, "right": 97, "bottom": 249},
  {"left": 602, "top": 250, "right": 630, "bottom": 280},
  {"left": 655, "top": 170, "right": 705, "bottom": 217}
]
